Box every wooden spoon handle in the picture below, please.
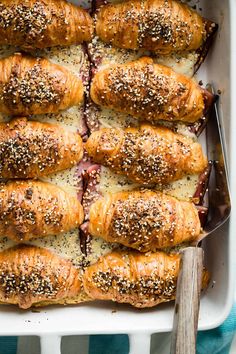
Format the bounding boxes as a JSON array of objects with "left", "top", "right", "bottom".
[{"left": 170, "top": 247, "right": 203, "bottom": 354}]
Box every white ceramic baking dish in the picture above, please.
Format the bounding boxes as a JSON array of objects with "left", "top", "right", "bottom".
[{"left": 0, "top": 1, "right": 235, "bottom": 353}]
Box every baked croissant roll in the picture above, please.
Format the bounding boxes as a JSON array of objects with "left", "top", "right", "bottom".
[
  {"left": 83, "top": 250, "right": 209, "bottom": 308},
  {"left": 96, "top": 0, "right": 216, "bottom": 54},
  {"left": 0, "top": 0, "right": 93, "bottom": 49},
  {"left": 85, "top": 124, "right": 207, "bottom": 185},
  {"left": 0, "top": 245, "right": 81, "bottom": 309},
  {"left": 0, "top": 118, "right": 83, "bottom": 179},
  {"left": 0, "top": 53, "right": 84, "bottom": 116},
  {"left": 0, "top": 180, "right": 84, "bottom": 242},
  {"left": 90, "top": 57, "right": 212, "bottom": 123},
  {"left": 88, "top": 190, "right": 201, "bottom": 251}
]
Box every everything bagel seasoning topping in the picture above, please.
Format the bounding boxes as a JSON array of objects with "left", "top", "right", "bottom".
[
  {"left": 91, "top": 270, "right": 176, "bottom": 303},
  {"left": 0, "top": 133, "right": 60, "bottom": 176},
  {"left": 105, "top": 63, "right": 187, "bottom": 119},
  {"left": 0, "top": 3, "right": 50, "bottom": 41},
  {"left": 2, "top": 63, "right": 63, "bottom": 109}
]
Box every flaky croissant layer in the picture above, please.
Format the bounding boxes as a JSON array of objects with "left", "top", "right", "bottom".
[
  {"left": 83, "top": 250, "right": 209, "bottom": 308},
  {"left": 91, "top": 57, "right": 210, "bottom": 123},
  {"left": 88, "top": 190, "right": 201, "bottom": 251},
  {"left": 0, "top": 53, "right": 84, "bottom": 116},
  {"left": 0, "top": 246, "right": 209, "bottom": 309},
  {"left": 0, "top": 245, "right": 81, "bottom": 309},
  {"left": 96, "top": 0, "right": 215, "bottom": 54},
  {"left": 85, "top": 124, "right": 207, "bottom": 185},
  {"left": 0, "top": 180, "right": 84, "bottom": 242},
  {"left": 0, "top": 0, "right": 93, "bottom": 49},
  {"left": 0, "top": 118, "right": 83, "bottom": 179}
]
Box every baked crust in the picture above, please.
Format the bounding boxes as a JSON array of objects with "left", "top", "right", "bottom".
[
  {"left": 0, "top": 0, "right": 93, "bottom": 49},
  {"left": 0, "top": 180, "right": 84, "bottom": 242},
  {"left": 90, "top": 57, "right": 206, "bottom": 123},
  {"left": 0, "top": 53, "right": 84, "bottom": 116},
  {"left": 85, "top": 124, "right": 207, "bottom": 185},
  {"left": 0, "top": 117, "right": 83, "bottom": 178},
  {"left": 0, "top": 245, "right": 81, "bottom": 309},
  {"left": 96, "top": 0, "right": 215, "bottom": 54},
  {"left": 83, "top": 250, "right": 209, "bottom": 307},
  {"left": 88, "top": 190, "right": 201, "bottom": 251}
]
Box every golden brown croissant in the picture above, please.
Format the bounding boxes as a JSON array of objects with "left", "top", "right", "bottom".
[
  {"left": 90, "top": 57, "right": 211, "bottom": 123},
  {"left": 85, "top": 124, "right": 207, "bottom": 185},
  {"left": 88, "top": 190, "right": 201, "bottom": 251},
  {"left": 0, "top": 245, "right": 81, "bottom": 309},
  {"left": 96, "top": 0, "right": 215, "bottom": 54},
  {"left": 83, "top": 250, "right": 209, "bottom": 308},
  {"left": 0, "top": 0, "right": 93, "bottom": 49},
  {"left": 0, "top": 118, "right": 83, "bottom": 179},
  {"left": 0, "top": 53, "right": 84, "bottom": 116},
  {"left": 0, "top": 180, "right": 84, "bottom": 242}
]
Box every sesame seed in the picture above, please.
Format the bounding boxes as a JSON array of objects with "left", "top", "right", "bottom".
[
  {"left": 91, "top": 270, "right": 176, "bottom": 303},
  {"left": 93, "top": 127, "right": 192, "bottom": 185},
  {"left": 0, "top": 132, "right": 60, "bottom": 177},
  {"left": 99, "top": 61, "right": 187, "bottom": 121},
  {"left": 2, "top": 61, "right": 63, "bottom": 111},
  {"left": 0, "top": 3, "right": 50, "bottom": 43}
]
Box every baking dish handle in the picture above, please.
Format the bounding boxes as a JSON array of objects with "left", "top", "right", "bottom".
[
  {"left": 40, "top": 335, "right": 61, "bottom": 354},
  {"left": 40, "top": 333, "right": 151, "bottom": 354},
  {"left": 129, "top": 333, "right": 151, "bottom": 354}
]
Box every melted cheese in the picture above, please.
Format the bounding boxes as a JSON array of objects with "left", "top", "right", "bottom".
[
  {"left": 29, "top": 229, "right": 84, "bottom": 267},
  {"left": 35, "top": 45, "right": 89, "bottom": 78},
  {"left": 97, "top": 108, "right": 138, "bottom": 129},
  {"left": 153, "top": 52, "right": 197, "bottom": 77},
  {"left": 89, "top": 37, "right": 197, "bottom": 77},
  {"left": 31, "top": 106, "right": 84, "bottom": 133},
  {"left": 0, "top": 237, "right": 16, "bottom": 252},
  {"left": 92, "top": 101, "right": 197, "bottom": 140},
  {"left": 155, "top": 174, "right": 199, "bottom": 201},
  {"left": 99, "top": 166, "right": 199, "bottom": 201},
  {"left": 0, "top": 45, "right": 89, "bottom": 78},
  {"left": 0, "top": 230, "right": 84, "bottom": 268},
  {"left": 99, "top": 167, "right": 139, "bottom": 194},
  {"left": 86, "top": 237, "right": 118, "bottom": 265},
  {"left": 41, "top": 166, "right": 80, "bottom": 196}
]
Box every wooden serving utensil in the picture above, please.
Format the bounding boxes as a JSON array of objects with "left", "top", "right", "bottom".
[
  {"left": 170, "top": 85, "right": 231, "bottom": 354},
  {"left": 170, "top": 247, "right": 203, "bottom": 354}
]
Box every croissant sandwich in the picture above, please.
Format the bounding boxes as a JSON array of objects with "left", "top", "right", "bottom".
[
  {"left": 83, "top": 250, "right": 209, "bottom": 308},
  {"left": 0, "top": 180, "right": 84, "bottom": 242},
  {"left": 85, "top": 124, "right": 207, "bottom": 185},
  {"left": 0, "top": 245, "right": 81, "bottom": 309},
  {"left": 96, "top": 0, "right": 216, "bottom": 55},
  {"left": 0, "top": 118, "right": 83, "bottom": 179},
  {"left": 90, "top": 57, "right": 213, "bottom": 123},
  {"left": 0, "top": 0, "right": 93, "bottom": 49},
  {"left": 87, "top": 190, "right": 201, "bottom": 251},
  {"left": 0, "top": 53, "right": 84, "bottom": 116}
]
